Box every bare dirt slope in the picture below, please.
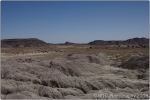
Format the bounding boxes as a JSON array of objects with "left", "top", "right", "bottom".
[{"left": 1, "top": 45, "right": 149, "bottom": 99}]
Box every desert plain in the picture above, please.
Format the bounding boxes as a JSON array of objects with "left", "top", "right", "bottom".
[{"left": 1, "top": 38, "right": 149, "bottom": 99}]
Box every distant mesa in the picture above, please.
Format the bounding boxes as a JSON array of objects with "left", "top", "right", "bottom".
[
  {"left": 64, "top": 41, "right": 76, "bottom": 45},
  {"left": 1, "top": 37, "right": 149, "bottom": 48},
  {"left": 63, "top": 41, "right": 86, "bottom": 45},
  {"left": 125, "top": 37, "right": 149, "bottom": 45},
  {"left": 88, "top": 37, "right": 149, "bottom": 48},
  {"left": 1, "top": 38, "right": 49, "bottom": 48}
]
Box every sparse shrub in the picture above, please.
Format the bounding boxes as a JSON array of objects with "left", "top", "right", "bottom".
[
  {"left": 119, "top": 56, "right": 149, "bottom": 71},
  {"left": 24, "top": 58, "right": 33, "bottom": 63},
  {"left": 57, "top": 88, "right": 84, "bottom": 96},
  {"left": 41, "top": 75, "right": 93, "bottom": 93},
  {"left": 5, "top": 92, "right": 30, "bottom": 99},
  {"left": 1, "top": 67, "right": 11, "bottom": 79},
  {"left": 48, "top": 59, "right": 81, "bottom": 76},
  {"left": 1, "top": 85, "right": 12, "bottom": 95},
  {"left": 38, "top": 86, "right": 63, "bottom": 99},
  {"left": 1, "top": 80, "right": 19, "bottom": 95},
  {"left": 87, "top": 55, "right": 100, "bottom": 64},
  {"left": 5, "top": 91, "right": 41, "bottom": 99}
]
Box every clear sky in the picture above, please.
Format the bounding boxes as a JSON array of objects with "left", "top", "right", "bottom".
[{"left": 1, "top": 1, "right": 149, "bottom": 43}]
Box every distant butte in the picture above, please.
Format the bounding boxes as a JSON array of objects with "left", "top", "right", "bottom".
[{"left": 1, "top": 37, "right": 149, "bottom": 48}]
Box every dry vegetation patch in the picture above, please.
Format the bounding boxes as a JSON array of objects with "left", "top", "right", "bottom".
[{"left": 1, "top": 46, "right": 149, "bottom": 99}]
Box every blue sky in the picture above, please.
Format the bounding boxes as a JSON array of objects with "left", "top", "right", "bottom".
[{"left": 1, "top": 1, "right": 149, "bottom": 43}]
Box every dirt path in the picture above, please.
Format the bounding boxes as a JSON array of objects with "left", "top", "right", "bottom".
[{"left": 1, "top": 52, "right": 55, "bottom": 58}]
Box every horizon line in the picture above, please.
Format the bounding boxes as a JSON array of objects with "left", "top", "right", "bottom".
[{"left": 1, "top": 36, "right": 149, "bottom": 44}]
